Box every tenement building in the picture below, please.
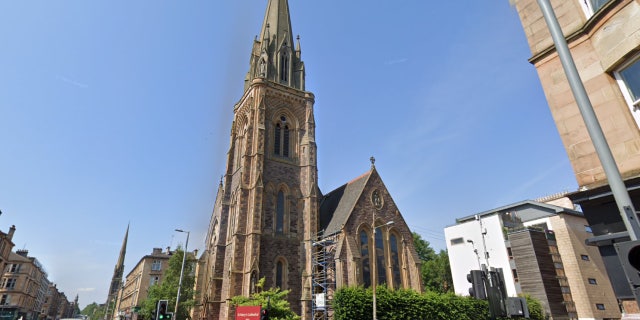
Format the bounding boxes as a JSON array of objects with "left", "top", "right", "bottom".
[
  {"left": 512, "top": 0, "right": 640, "bottom": 314},
  {"left": 193, "top": 1, "right": 423, "bottom": 319}
]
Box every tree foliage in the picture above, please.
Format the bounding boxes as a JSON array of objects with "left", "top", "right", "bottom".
[
  {"left": 231, "top": 278, "right": 300, "bottom": 320},
  {"left": 139, "top": 248, "right": 196, "bottom": 320},
  {"left": 81, "top": 302, "right": 106, "bottom": 320},
  {"left": 412, "top": 232, "right": 453, "bottom": 293}
]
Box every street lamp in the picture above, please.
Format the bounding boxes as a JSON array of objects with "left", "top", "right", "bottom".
[
  {"left": 371, "top": 218, "right": 394, "bottom": 320},
  {"left": 174, "top": 229, "right": 190, "bottom": 318},
  {"left": 466, "top": 240, "right": 482, "bottom": 270}
]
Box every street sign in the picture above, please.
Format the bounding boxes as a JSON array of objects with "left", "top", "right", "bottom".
[{"left": 235, "top": 306, "right": 261, "bottom": 320}]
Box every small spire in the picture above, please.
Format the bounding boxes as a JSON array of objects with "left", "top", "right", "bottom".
[{"left": 370, "top": 156, "right": 376, "bottom": 168}]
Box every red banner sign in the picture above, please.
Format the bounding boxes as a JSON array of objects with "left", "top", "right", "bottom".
[{"left": 235, "top": 306, "right": 261, "bottom": 320}]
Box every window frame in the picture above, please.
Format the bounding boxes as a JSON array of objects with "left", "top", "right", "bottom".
[
  {"left": 579, "top": 0, "right": 612, "bottom": 18},
  {"left": 614, "top": 54, "right": 640, "bottom": 126}
]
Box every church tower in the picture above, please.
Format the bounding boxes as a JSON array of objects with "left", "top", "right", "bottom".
[
  {"left": 200, "top": 0, "right": 318, "bottom": 318},
  {"left": 105, "top": 224, "right": 128, "bottom": 320}
]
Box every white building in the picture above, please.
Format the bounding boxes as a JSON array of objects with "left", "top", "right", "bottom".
[{"left": 445, "top": 198, "right": 620, "bottom": 319}]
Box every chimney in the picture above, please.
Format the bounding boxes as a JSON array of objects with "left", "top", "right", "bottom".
[
  {"left": 16, "top": 249, "right": 28, "bottom": 257},
  {"left": 152, "top": 248, "right": 162, "bottom": 255},
  {"left": 166, "top": 247, "right": 171, "bottom": 254},
  {"left": 8, "top": 225, "right": 15, "bottom": 240},
  {"left": 193, "top": 249, "right": 199, "bottom": 257}
]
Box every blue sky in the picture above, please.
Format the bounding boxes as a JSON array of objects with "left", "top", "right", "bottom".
[{"left": 0, "top": 1, "right": 577, "bottom": 308}]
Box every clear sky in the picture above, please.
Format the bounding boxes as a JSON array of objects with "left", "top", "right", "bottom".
[{"left": 0, "top": 0, "right": 577, "bottom": 309}]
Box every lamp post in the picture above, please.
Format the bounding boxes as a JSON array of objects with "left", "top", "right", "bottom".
[
  {"left": 174, "top": 229, "right": 190, "bottom": 318},
  {"left": 371, "top": 215, "right": 394, "bottom": 320}
]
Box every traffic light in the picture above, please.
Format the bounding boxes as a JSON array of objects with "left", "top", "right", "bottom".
[
  {"left": 615, "top": 240, "right": 640, "bottom": 303},
  {"left": 260, "top": 308, "right": 269, "bottom": 320},
  {"left": 156, "top": 300, "right": 169, "bottom": 320},
  {"left": 466, "top": 270, "right": 486, "bottom": 299}
]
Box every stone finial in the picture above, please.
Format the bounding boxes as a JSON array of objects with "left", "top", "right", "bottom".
[{"left": 370, "top": 156, "right": 376, "bottom": 168}]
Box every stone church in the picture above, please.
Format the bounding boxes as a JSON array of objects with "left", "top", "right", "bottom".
[{"left": 192, "top": 1, "right": 423, "bottom": 319}]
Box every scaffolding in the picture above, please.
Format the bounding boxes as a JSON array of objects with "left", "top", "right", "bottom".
[{"left": 310, "top": 231, "right": 337, "bottom": 320}]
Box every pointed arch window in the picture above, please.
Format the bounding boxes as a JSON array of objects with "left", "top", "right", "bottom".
[
  {"left": 360, "top": 230, "right": 371, "bottom": 287},
  {"left": 375, "top": 229, "right": 386, "bottom": 285},
  {"left": 390, "top": 233, "right": 402, "bottom": 289},
  {"left": 280, "top": 51, "right": 289, "bottom": 82},
  {"left": 250, "top": 271, "right": 258, "bottom": 294},
  {"left": 274, "top": 116, "right": 290, "bottom": 157},
  {"left": 275, "top": 259, "right": 287, "bottom": 289},
  {"left": 276, "top": 191, "right": 285, "bottom": 234}
]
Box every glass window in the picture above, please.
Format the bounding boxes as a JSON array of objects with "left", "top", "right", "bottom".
[
  {"left": 581, "top": 254, "right": 590, "bottom": 261},
  {"left": 389, "top": 234, "right": 402, "bottom": 289},
  {"left": 589, "top": 0, "right": 610, "bottom": 12},
  {"left": 585, "top": 225, "right": 593, "bottom": 233},
  {"left": 588, "top": 278, "right": 597, "bottom": 285},
  {"left": 619, "top": 58, "right": 640, "bottom": 108},
  {"left": 360, "top": 231, "right": 371, "bottom": 288},
  {"left": 375, "top": 229, "right": 386, "bottom": 286},
  {"left": 450, "top": 237, "right": 464, "bottom": 245},
  {"left": 276, "top": 260, "right": 285, "bottom": 288},
  {"left": 151, "top": 260, "right": 162, "bottom": 271},
  {"left": 276, "top": 191, "right": 285, "bottom": 234},
  {"left": 596, "top": 303, "right": 606, "bottom": 310},
  {"left": 274, "top": 117, "right": 291, "bottom": 158},
  {"left": 274, "top": 123, "right": 281, "bottom": 155}
]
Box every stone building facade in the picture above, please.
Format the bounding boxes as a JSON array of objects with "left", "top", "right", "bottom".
[
  {"left": 116, "top": 248, "right": 173, "bottom": 320},
  {"left": 193, "top": 1, "right": 423, "bottom": 319},
  {"left": 512, "top": 0, "right": 640, "bottom": 313},
  {"left": 0, "top": 250, "right": 52, "bottom": 320}
]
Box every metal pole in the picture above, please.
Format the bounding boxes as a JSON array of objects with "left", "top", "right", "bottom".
[
  {"left": 536, "top": 0, "right": 640, "bottom": 240},
  {"left": 174, "top": 229, "right": 190, "bottom": 318},
  {"left": 372, "top": 211, "right": 377, "bottom": 320}
]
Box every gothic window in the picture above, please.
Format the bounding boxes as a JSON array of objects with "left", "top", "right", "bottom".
[
  {"left": 276, "top": 191, "right": 285, "bottom": 234},
  {"left": 273, "top": 116, "right": 291, "bottom": 157},
  {"left": 280, "top": 52, "right": 289, "bottom": 82},
  {"left": 275, "top": 259, "right": 287, "bottom": 289},
  {"left": 375, "top": 229, "right": 386, "bottom": 285},
  {"left": 360, "top": 230, "right": 371, "bottom": 288},
  {"left": 250, "top": 271, "right": 258, "bottom": 294},
  {"left": 389, "top": 234, "right": 402, "bottom": 289}
]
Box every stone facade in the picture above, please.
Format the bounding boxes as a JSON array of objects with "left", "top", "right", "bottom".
[
  {"left": 194, "top": 1, "right": 423, "bottom": 319},
  {"left": 513, "top": 0, "right": 640, "bottom": 188},
  {"left": 547, "top": 214, "right": 620, "bottom": 319},
  {"left": 116, "top": 248, "right": 173, "bottom": 320},
  {"left": 513, "top": 0, "right": 640, "bottom": 312}
]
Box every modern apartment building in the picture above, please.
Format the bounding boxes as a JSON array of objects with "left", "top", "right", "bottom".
[
  {"left": 511, "top": 0, "right": 640, "bottom": 312},
  {"left": 445, "top": 197, "right": 620, "bottom": 319}
]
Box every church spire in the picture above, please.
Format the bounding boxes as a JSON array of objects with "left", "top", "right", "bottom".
[
  {"left": 246, "top": 0, "right": 305, "bottom": 90},
  {"left": 116, "top": 223, "right": 129, "bottom": 269},
  {"left": 105, "top": 224, "right": 128, "bottom": 320}
]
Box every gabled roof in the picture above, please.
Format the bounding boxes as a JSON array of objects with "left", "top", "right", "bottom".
[{"left": 319, "top": 170, "right": 372, "bottom": 236}]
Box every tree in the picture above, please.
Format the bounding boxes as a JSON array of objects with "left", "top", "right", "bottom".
[
  {"left": 231, "top": 278, "right": 300, "bottom": 320},
  {"left": 139, "top": 247, "right": 196, "bottom": 320},
  {"left": 412, "top": 232, "right": 453, "bottom": 293},
  {"left": 81, "top": 302, "right": 106, "bottom": 320}
]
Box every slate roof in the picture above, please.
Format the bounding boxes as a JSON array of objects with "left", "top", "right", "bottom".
[{"left": 319, "top": 170, "right": 372, "bottom": 236}]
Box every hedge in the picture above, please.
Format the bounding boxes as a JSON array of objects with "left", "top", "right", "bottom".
[{"left": 332, "top": 286, "right": 544, "bottom": 320}]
